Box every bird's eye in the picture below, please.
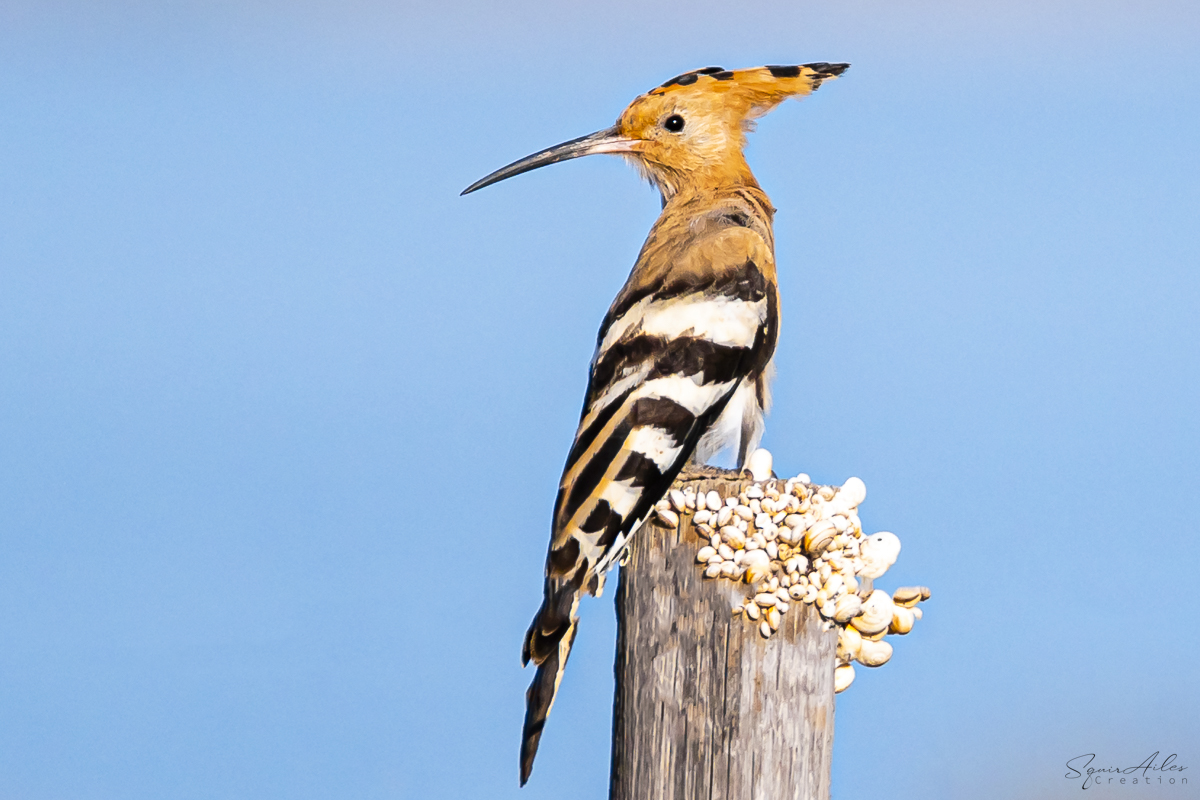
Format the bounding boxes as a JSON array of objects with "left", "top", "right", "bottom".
[{"left": 663, "top": 114, "right": 685, "bottom": 133}]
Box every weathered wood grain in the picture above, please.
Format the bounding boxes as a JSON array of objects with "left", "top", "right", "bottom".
[{"left": 610, "top": 476, "right": 837, "bottom": 800}]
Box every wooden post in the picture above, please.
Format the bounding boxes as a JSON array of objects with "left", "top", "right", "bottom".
[{"left": 609, "top": 475, "right": 837, "bottom": 800}]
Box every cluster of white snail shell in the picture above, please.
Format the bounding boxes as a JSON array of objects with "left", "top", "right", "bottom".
[{"left": 653, "top": 449, "right": 930, "bottom": 694}]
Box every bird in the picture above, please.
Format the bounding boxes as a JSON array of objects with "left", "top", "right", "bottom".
[{"left": 461, "top": 61, "right": 848, "bottom": 785}]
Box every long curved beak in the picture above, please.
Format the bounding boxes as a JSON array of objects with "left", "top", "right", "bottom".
[{"left": 460, "top": 126, "right": 638, "bottom": 195}]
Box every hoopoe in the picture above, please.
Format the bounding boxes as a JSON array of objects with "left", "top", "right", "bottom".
[{"left": 462, "top": 62, "right": 848, "bottom": 785}]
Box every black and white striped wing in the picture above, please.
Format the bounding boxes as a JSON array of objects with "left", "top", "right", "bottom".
[
  {"left": 548, "top": 258, "right": 777, "bottom": 586},
  {"left": 518, "top": 236, "right": 778, "bottom": 785}
]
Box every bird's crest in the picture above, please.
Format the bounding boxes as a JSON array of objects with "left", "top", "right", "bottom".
[
  {"left": 613, "top": 62, "right": 849, "bottom": 196},
  {"left": 648, "top": 63, "right": 848, "bottom": 117}
]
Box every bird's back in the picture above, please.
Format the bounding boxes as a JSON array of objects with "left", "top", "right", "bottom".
[{"left": 520, "top": 184, "right": 780, "bottom": 782}]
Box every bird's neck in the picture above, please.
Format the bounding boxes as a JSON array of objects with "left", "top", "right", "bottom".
[
  {"left": 647, "top": 154, "right": 763, "bottom": 206},
  {"left": 660, "top": 179, "right": 775, "bottom": 228}
]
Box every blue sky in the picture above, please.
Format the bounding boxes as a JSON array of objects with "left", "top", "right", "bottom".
[{"left": 2, "top": 2, "right": 1198, "bottom": 798}]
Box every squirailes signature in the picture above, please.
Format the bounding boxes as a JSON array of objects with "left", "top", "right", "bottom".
[{"left": 1066, "top": 752, "right": 1188, "bottom": 789}]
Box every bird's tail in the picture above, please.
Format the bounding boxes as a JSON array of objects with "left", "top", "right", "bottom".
[{"left": 519, "top": 580, "right": 582, "bottom": 786}]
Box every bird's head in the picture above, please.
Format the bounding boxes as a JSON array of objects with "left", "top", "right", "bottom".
[{"left": 462, "top": 63, "right": 848, "bottom": 200}]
